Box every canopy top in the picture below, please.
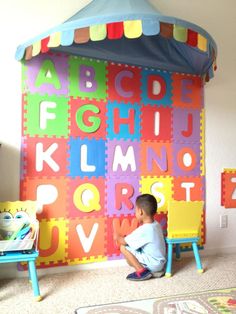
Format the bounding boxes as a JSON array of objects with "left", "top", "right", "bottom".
[{"left": 15, "top": 0, "right": 217, "bottom": 82}]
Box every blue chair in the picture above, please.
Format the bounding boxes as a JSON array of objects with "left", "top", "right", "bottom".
[
  {"left": 165, "top": 200, "right": 204, "bottom": 277},
  {"left": 0, "top": 250, "right": 42, "bottom": 301}
]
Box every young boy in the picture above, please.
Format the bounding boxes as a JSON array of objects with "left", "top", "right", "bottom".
[{"left": 114, "top": 194, "right": 166, "bottom": 281}]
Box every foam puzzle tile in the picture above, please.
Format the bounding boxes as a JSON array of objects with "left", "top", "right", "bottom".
[
  {"left": 106, "top": 176, "right": 140, "bottom": 217},
  {"left": 67, "top": 177, "right": 106, "bottom": 218},
  {"left": 107, "top": 62, "right": 142, "bottom": 104},
  {"left": 68, "top": 137, "right": 106, "bottom": 178},
  {"left": 67, "top": 255, "right": 107, "bottom": 265},
  {"left": 140, "top": 176, "right": 173, "bottom": 213},
  {"left": 140, "top": 141, "right": 173, "bottom": 176},
  {"left": 221, "top": 172, "right": 225, "bottom": 206},
  {"left": 172, "top": 142, "right": 201, "bottom": 177},
  {"left": 37, "top": 218, "right": 69, "bottom": 266},
  {"left": 20, "top": 176, "right": 69, "bottom": 219},
  {"left": 200, "top": 210, "right": 206, "bottom": 245},
  {"left": 173, "top": 107, "right": 201, "bottom": 143},
  {"left": 173, "top": 176, "right": 205, "bottom": 201},
  {"left": 66, "top": 217, "right": 106, "bottom": 260},
  {"left": 172, "top": 73, "right": 203, "bottom": 109},
  {"left": 140, "top": 105, "right": 172, "bottom": 142},
  {"left": 24, "top": 93, "right": 69, "bottom": 138},
  {"left": 21, "top": 62, "right": 28, "bottom": 93},
  {"left": 106, "top": 215, "right": 138, "bottom": 257},
  {"left": 20, "top": 136, "right": 27, "bottom": 180},
  {"left": 35, "top": 260, "right": 68, "bottom": 269},
  {"left": 106, "top": 139, "right": 140, "bottom": 177},
  {"left": 22, "top": 137, "right": 69, "bottom": 177},
  {"left": 200, "top": 109, "right": 205, "bottom": 176},
  {"left": 68, "top": 56, "right": 107, "bottom": 100},
  {"left": 221, "top": 170, "right": 236, "bottom": 208},
  {"left": 25, "top": 53, "right": 69, "bottom": 96},
  {"left": 69, "top": 97, "right": 108, "bottom": 140},
  {"left": 141, "top": 68, "right": 172, "bottom": 106},
  {"left": 106, "top": 101, "right": 141, "bottom": 140},
  {"left": 222, "top": 168, "right": 236, "bottom": 174}
]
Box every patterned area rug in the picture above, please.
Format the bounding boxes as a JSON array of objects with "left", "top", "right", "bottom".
[{"left": 75, "top": 287, "right": 236, "bottom": 313}]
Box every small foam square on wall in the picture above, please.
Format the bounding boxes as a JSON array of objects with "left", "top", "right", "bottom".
[{"left": 221, "top": 169, "right": 236, "bottom": 208}]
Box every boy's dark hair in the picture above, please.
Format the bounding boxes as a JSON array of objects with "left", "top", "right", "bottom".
[{"left": 135, "top": 194, "right": 157, "bottom": 217}]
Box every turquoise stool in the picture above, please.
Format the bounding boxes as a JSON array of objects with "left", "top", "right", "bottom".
[
  {"left": 0, "top": 250, "right": 42, "bottom": 301},
  {"left": 165, "top": 237, "right": 203, "bottom": 277}
]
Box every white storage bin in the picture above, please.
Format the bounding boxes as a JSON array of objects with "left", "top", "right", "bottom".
[{"left": 0, "top": 218, "right": 39, "bottom": 252}]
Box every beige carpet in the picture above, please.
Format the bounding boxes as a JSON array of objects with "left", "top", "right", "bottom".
[
  {"left": 0, "top": 253, "right": 236, "bottom": 314},
  {"left": 75, "top": 287, "right": 236, "bottom": 313}
]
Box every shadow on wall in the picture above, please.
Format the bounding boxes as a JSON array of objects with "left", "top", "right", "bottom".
[{"left": 0, "top": 143, "right": 20, "bottom": 201}]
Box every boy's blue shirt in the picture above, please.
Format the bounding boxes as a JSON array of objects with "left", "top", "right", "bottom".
[{"left": 125, "top": 220, "right": 166, "bottom": 263}]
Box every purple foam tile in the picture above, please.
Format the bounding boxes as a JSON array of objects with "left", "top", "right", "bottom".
[
  {"left": 25, "top": 53, "right": 68, "bottom": 95},
  {"left": 173, "top": 108, "right": 200, "bottom": 143},
  {"left": 106, "top": 139, "right": 140, "bottom": 177},
  {"left": 106, "top": 176, "right": 140, "bottom": 217},
  {"left": 172, "top": 143, "right": 201, "bottom": 177},
  {"left": 108, "top": 254, "right": 123, "bottom": 261}
]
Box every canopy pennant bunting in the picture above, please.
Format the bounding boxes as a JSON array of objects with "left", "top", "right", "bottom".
[{"left": 15, "top": 0, "right": 217, "bottom": 82}]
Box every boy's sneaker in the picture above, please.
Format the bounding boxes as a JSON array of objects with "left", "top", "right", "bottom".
[
  {"left": 151, "top": 270, "right": 165, "bottom": 278},
  {"left": 126, "top": 268, "right": 152, "bottom": 281}
]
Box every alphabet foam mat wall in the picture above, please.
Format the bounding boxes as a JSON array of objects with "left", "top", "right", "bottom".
[{"left": 20, "top": 53, "right": 205, "bottom": 268}]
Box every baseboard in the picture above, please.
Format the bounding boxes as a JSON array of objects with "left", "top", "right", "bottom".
[
  {"left": 1, "top": 246, "right": 236, "bottom": 279},
  {"left": 0, "top": 258, "right": 127, "bottom": 279}
]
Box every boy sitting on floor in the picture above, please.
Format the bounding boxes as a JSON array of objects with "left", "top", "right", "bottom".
[{"left": 114, "top": 193, "right": 166, "bottom": 281}]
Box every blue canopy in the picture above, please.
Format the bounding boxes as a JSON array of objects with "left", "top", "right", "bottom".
[{"left": 15, "top": 0, "right": 217, "bottom": 81}]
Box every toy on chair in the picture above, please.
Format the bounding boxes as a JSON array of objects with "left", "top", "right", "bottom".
[
  {"left": 0, "top": 200, "right": 42, "bottom": 301},
  {"left": 165, "top": 200, "right": 204, "bottom": 277}
]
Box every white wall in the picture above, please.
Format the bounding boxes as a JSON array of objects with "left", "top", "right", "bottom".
[
  {"left": 0, "top": 0, "right": 236, "bottom": 274},
  {"left": 0, "top": 0, "right": 92, "bottom": 200},
  {"left": 149, "top": 0, "right": 236, "bottom": 254}
]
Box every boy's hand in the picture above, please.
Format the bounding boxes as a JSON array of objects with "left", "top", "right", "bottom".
[
  {"left": 113, "top": 230, "right": 126, "bottom": 248},
  {"left": 113, "top": 231, "right": 127, "bottom": 247}
]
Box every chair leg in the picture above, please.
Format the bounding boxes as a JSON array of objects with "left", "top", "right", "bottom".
[
  {"left": 28, "top": 260, "right": 42, "bottom": 301},
  {"left": 175, "top": 243, "right": 181, "bottom": 260},
  {"left": 165, "top": 242, "right": 173, "bottom": 277},
  {"left": 28, "top": 261, "right": 32, "bottom": 283},
  {"left": 192, "top": 242, "right": 204, "bottom": 273}
]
